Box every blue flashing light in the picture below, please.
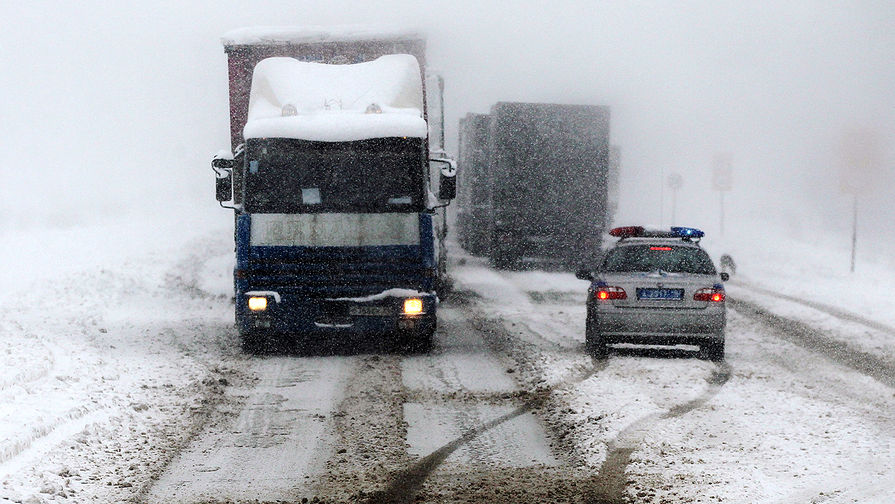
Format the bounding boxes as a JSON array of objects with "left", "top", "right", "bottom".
[{"left": 670, "top": 226, "right": 705, "bottom": 239}]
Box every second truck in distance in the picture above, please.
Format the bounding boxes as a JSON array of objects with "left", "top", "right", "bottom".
[{"left": 457, "top": 102, "right": 612, "bottom": 270}]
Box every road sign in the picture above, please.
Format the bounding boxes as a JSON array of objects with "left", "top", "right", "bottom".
[
  {"left": 838, "top": 128, "right": 881, "bottom": 195},
  {"left": 712, "top": 153, "right": 732, "bottom": 191},
  {"left": 667, "top": 173, "right": 683, "bottom": 190}
]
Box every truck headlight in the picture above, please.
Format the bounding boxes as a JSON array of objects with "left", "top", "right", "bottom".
[
  {"left": 403, "top": 298, "right": 423, "bottom": 315},
  {"left": 248, "top": 297, "right": 268, "bottom": 312}
]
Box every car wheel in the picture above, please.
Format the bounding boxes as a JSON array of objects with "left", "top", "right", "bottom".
[
  {"left": 701, "top": 335, "right": 725, "bottom": 362},
  {"left": 585, "top": 318, "right": 608, "bottom": 359}
]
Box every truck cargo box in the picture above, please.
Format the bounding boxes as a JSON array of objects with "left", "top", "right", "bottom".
[
  {"left": 222, "top": 26, "right": 427, "bottom": 153},
  {"left": 458, "top": 102, "right": 611, "bottom": 269}
]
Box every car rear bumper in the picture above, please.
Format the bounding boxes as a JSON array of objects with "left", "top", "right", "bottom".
[{"left": 591, "top": 306, "right": 725, "bottom": 344}]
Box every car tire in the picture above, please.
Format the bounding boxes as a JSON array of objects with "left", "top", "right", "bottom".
[
  {"left": 701, "top": 335, "right": 725, "bottom": 362},
  {"left": 585, "top": 318, "right": 608, "bottom": 359}
]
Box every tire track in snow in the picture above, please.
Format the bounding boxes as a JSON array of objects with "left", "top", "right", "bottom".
[
  {"left": 730, "top": 297, "right": 895, "bottom": 388},
  {"left": 380, "top": 284, "right": 731, "bottom": 502},
  {"left": 0, "top": 321, "right": 54, "bottom": 395},
  {"left": 367, "top": 403, "right": 536, "bottom": 504},
  {"left": 0, "top": 407, "right": 111, "bottom": 479},
  {"left": 585, "top": 362, "right": 732, "bottom": 504},
  {"left": 734, "top": 280, "right": 895, "bottom": 337},
  {"left": 366, "top": 292, "right": 605, "bottom": 504},
  {"left": 366, "top": 362, "right": 604, "bottom": 504},
  {"left": 0, "top": 321, "right": 103, "bottom": 475}
]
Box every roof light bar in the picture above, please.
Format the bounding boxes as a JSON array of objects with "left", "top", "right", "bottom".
[
  {"left": 612, "top": 226, "right": 706, "bottom": 240},
  {"left": 609, "top": 226, "right": 645, "bottom": 238},
  {"left": 670, "top": 227, "right": 705, "bottom": 239}
]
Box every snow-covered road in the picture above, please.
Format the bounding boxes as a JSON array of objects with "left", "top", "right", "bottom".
[{"left": 2, "top": 219, "right": 894, "bottom": 503}]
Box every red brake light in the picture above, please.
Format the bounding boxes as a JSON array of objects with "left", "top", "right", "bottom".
[
  {"left": 694, "top": 288, "right": 725, "bottom": 302},
  {"left": 609, "top": 226, "right": 645, "bottom": 238},
  {"left": 650, "top": 246, "right": 672, "bottom": 251},
  {"left": 595, "top": 286, "right": 627, "bottom": 300}
]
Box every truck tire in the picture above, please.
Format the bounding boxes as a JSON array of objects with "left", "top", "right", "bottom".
[
  {"left": 241, "top": 332, "right": 264, "bottom": 355},
  {"left": 585, "top": 318, "right": 608, "bottom": 359},
  {"left": 241, "top": 330, "right": 283, "bottom": 355},
  {"left": 491, "top": 248, "right": 515, "bottom": 270},
  {"left": 700, "top": 335, "right": 725, "bottom": 362},
  {"left": 401, "top": 327, "right": 434, "bottom": 354}
]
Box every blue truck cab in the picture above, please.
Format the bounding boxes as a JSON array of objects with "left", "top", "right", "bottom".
[{"left": 213, "top": 28, "right": 455, "bottom": 353}]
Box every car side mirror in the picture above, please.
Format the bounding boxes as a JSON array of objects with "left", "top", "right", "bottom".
[
  {"left": 575, "top": 268, "right": 594, "bottom": 281},
  {"left": 720, "top": 272, "right": 730, "bottom": 282}
]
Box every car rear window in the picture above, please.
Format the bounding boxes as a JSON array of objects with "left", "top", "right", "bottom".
[{"left": 601, "top": 245, "right": 717, "bottom": 274}]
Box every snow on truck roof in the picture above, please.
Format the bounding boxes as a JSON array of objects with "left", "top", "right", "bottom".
[
  {"left": 243, "top": 54, "right": 427, "bottom": 143},
  {"left": 222, "top": 25, "right": 424, "bottom": 46}
]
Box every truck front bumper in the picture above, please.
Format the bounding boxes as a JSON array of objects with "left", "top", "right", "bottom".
[{"left": 237, "top": 290, "right": 437, "bottom": 339}]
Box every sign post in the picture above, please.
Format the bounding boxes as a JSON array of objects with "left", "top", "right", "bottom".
[
  {"left": 838, "top": 128, "right": 881, "bottom": 274},
  {"left": 667, "top": 173, "right": 683, "bottom": 224},
  {"left": 711, "top": 153, "right": 733, "bottom": 236}
]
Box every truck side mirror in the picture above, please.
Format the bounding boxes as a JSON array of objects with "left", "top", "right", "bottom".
[
  {"left": 431, "top": 158, "right": 457, "bottom": 201},
  {"left": 212, "top": 155, "right": 235, "bottom": 202}
]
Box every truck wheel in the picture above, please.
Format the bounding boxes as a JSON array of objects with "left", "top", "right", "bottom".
[
  {"left": 241, "top": 331, "right": 282, "bottom": 355},
  {"left": 241, "top": 332, "right": 264, "bottom": 355},
  {"left": 491, "top": 250, "right": 514, "bottom": 270},
  {"left": 585, "top": 318, "right": 608, "bottom": 359},
  {"left": 700, "top": 335, "right": 725, "bottom": 362},
  {"left": 401, "top": 328, "right": 434, "bottom": 354}
]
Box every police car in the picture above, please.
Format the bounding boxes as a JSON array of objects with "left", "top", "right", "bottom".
[{"left": 575, "top": 226, "right": 728, "bottom": 360}]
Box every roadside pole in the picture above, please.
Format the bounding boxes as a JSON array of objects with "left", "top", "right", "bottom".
[
  {"left": 720, "top": 191, "right": 725, "bottom": 236},
  {"left": 850, "top": 195, "right": 857, "bottom": 273},
  {"left": 660, "top": 166, "right": 665, "bottom": 226},
  {"left": 667, "top": 173, "right": 683, "bottom": 225},
  {"left": 838, "top": 128, "right": 881, "bottom": 274},
  {"left": 712, "top": 154, "right": 733, "bottom": 236}
]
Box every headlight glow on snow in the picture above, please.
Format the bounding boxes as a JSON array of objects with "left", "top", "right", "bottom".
[
  {"left": 403, "top": 298, "right": 423, "bottom": 315},
  {"left": 248, "top": 297, "right": 268, "bottom": 312}
]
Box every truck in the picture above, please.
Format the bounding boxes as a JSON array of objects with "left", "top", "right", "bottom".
[
  {"left": 457, "top": 102, "right": 611, "bottom": 270},
  {"left": 456, "top": 113, "right": 492, "bottom": 257},
  {"left": 212, "top": 26, "right": 456, "bottom": 354}
]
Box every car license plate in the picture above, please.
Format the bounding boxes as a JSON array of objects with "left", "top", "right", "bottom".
[
  {"left": 349, "top": 305, "right": 391, "bottom": 316},
  {"left": 637, "top": 288, "right": 684, "bottom": 300}
]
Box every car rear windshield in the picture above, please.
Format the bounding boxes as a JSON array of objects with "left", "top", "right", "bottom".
[{"left": 601, "top": 244, "right": 717, "bottom": 274}]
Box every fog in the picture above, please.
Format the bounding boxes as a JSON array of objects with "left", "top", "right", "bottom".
[{"left": 2, "top": 1, "right": 893, "bottom": 250}]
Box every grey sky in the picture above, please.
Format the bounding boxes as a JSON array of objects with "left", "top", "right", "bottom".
[{"left": 2, "top": 1, "right": 892, "bottom": 236}]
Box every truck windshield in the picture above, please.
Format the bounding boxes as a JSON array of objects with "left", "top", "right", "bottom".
[
  {"left": 243, "top": 137, "right": 425, "bottom": 213},
  {"left": 602, "top": 245, "right": 717, "bottom": 275}
]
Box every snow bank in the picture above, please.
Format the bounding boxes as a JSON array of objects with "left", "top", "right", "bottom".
[{"left": 244, "top": 55, "right": 426, "bottom": 142}]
